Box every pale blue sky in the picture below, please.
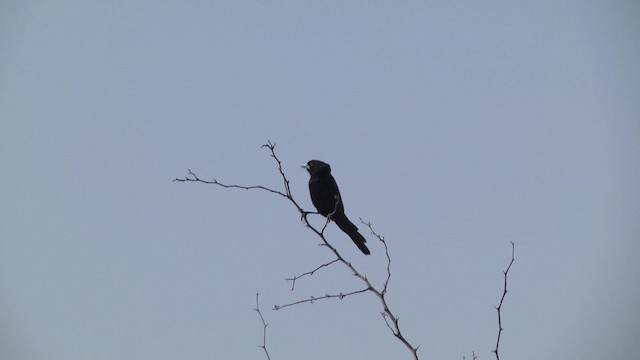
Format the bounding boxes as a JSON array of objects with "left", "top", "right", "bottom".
[{"left": 1, "top": 1, "right": 639, "bottom": 359}]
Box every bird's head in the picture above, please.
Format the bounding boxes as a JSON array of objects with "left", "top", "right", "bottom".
[{"left": 302, "top": 160, "right": 331, "bottom": 176}]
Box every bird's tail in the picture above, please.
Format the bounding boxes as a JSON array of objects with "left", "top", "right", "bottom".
[{"left": 334, "top": 216, "right": 371, "bottom": 255}]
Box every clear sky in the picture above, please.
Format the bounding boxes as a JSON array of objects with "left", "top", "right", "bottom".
[{"left": 2, "top": 1, "right": 639, "bottom": 359}]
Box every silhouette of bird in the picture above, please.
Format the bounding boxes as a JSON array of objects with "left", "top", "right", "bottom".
[{"left": 302, "top": 160, "right": 370, "bottom": 255}]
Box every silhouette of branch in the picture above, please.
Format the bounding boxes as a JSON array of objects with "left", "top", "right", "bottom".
[
  {"left": 261, "top": 141, "right": 293, "bottom": 199},
  {"left": 492, "top": 241, "right": 515, "bottom": 360},
  {"left": 463, "top": 350, "right": 477, "bottom": 360},
  {"left": 173, "top": 141, "right": 306, "bottom": 213},
  {"left": 271, "top": 213, "right": 419, "bottom": 358},
  {"left": 273, "top": 288, "right": 369, "bottom": 310},
  {"left": 360, "top": 219, "right": 392, "bottom": 295},
  {"left": 286, "top": 259, "right": 340, "bottom": 291},
  {"left": 174, "top": 168, "right": 288, "bottom": 198},
  {"left": 253, "top": 292, "right": 271, "bottom": 360},
  {"left": 360, "top": 220, "right": 418, "bottom": 359},
  {"left": 176, "top": 140, "right": 420, "bottom": 359}
]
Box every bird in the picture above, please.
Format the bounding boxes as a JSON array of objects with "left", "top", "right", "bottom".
[{"left": 302, "top": 160, "right": 370, "bottom": 255}]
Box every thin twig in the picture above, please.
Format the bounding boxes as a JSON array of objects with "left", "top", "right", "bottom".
[
  {"left": 361, "top": 220, "right": 419, "bottom": 359},
  {"left": 361, "top": 218, "right": 392, "bottom": 295},
  {"left": 254, "top": 292, "right": 271, "bottom": 360},
  {"left": 262, "top": 141, "right": 292, "bottom": 199},
  {"left": 463, "top": 350, "right": 477, "bottom": 360},
  {"left": 286, "top": 259, "right": 340, "bottom": 291},
  {"left": 492, "top": 241, "right": 515, "bottom": 360},
  {"left": 174, "top": 169, "right": 288, "bottom": 198},
  {"left": 273, "top": 288, "right": 369, "bottom": 310}
]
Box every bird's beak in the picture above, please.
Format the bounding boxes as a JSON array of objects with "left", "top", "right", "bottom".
[{"left": 301, "top": 163, "right": 310, "bottom": 169}]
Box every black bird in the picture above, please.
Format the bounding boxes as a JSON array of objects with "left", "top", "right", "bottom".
[{"left": 302, "top": 160, "right": 370, "bottom": 255}]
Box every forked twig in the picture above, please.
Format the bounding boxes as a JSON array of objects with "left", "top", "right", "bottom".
[
  {"left": 463, "top": 350, "right": 477, "bottom": 360},
  {"left": 362, "top": 220, "right": 419, "bottom": 359},
  {"left": 254, "top": 292, "right": 271, "bottom": 360}
]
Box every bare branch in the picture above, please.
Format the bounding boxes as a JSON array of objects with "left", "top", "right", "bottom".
[
  {"left": 261, "top": 141, "right": 293, "bottom": 199},
  {"left": 492, "top": 241, "right": 515, "bottom": 360},
  {"left": 271, "top": 218, "right": 422, "bottom": 356},
  {"left": 361, "top": 218, "right": 392, "bottom": 295},
  {"left": 463, "top": 350, "right": 477, "bottom": 360},
  {"left": 273, "top": 288, "right": 369, "bottom": 310},
  {"left": 359, "top": 219, "right": 418, "bottom": 359},
  {"left": 286, "top": 259, "right": 340, "bottom": 291},
  {"left": 254, "top": 292, "right": 272, "bottom": 360},
  {"left": 174, "top": 169, "right": 288, "bottom": 198},
  {"left": 176, "top": 141, "right": 420, "bottom": 359},
  {"left": 174, "top": 142, "right": 307, "bottom": 215}
]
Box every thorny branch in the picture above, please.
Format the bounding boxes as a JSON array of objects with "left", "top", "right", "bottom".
[
  {"left": 254, "top": 292, "right": 271, "bottom": 360},
  {"left": 360, "top": 218, "right": 392, "bottom": 296},
  {"left": 175, "top": 141, "right": 419, "bottom": 359},
  {"left": 273, "top": 288, "right": 370, "bottom": 310},
  {"left": 286, "top": 259, "right": 339, "bottom": 291},
  {"left": 173, "top": 169, "right": 287, "bottom": 198},
  {"left": 173, "top": 141, "right": 305, "bottom": 210},
  {"left": 492, "top": 241, "right": 515, "bottom": 360},
  {"left": 360, "top": 220, "right": 419, "bottom": 358}
]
